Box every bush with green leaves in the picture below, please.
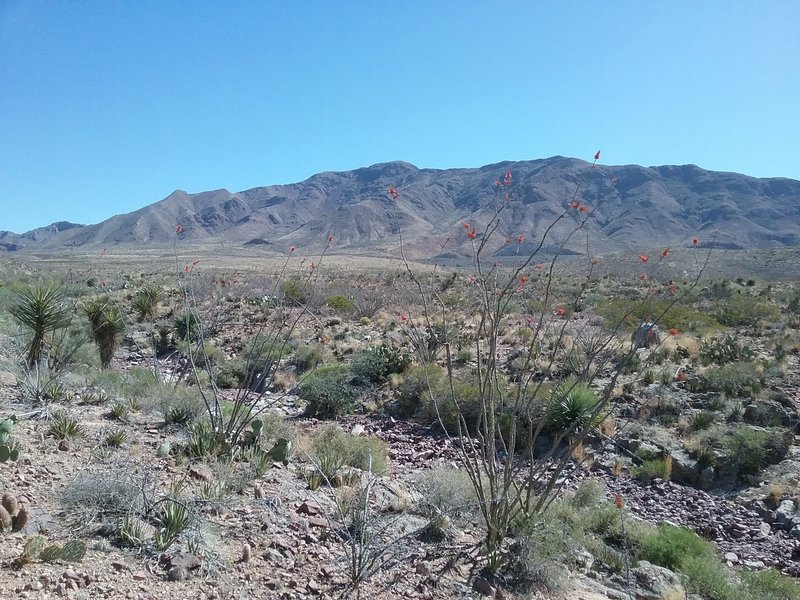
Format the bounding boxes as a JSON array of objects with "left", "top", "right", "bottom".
[
  {"left": 326, "top": 294, "right": 356, "bottom": 313},
  {"left": 290, "top": 342, "right": 324, "bottom": 372},
  {"left": 215, "top": 334, "right": 292, "bottom": 391},
  {"left": 0, "top": 417, "right": 21, "bottom": 462},
  {"left": 310, "top": 425, "right": 389, "bottom": 474},
  {"left": 393, "top": 363, "right": 445, "bottom": 418},
  {"left": 301, "top": 364, "right": 358, "bottom": 419},
  {"left": 594, "top": 297, "right": 717, "bottom": 333},
  {"left": 350, "top": 344, "right": 412, "bottom": 385},
  {"left": 174, "top": 311, "right": 200, "bottom": 342},
  {"left": 693, "top": 362, "right": 764, "bottom": 397},
  {"left": 700, "top": 334, "right": 755, "bottom": 366},
  {"left": 280, "top": 279, "right": 311, "bottom": 305},
  {"left": 715, "top": 294, "right": 781, "bottom": 327},
  {"left": 724, "top": 425, "right": 788, "bottom": 476}
]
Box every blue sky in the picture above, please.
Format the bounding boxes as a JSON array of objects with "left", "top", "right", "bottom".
[{"left": 1, "top": 1, "right": 798, "bottom": 233}]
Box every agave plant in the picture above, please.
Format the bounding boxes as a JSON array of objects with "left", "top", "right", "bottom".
[
  {"left": 83, "top": 298, "right": 125, "bottom": 369},
  {"left": 9, "top": 283, "right": 72, "bottom": 367}
]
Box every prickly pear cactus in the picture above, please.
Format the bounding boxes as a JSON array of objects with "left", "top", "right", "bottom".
[
  {"left": 39, "top": 544, "right": 63, "bottom": 562},
  {"left": 61, "top": 539, "right": 87, "bottom": 562},
  {"left": 22, "top": 534, "right": 46, "bottom": 559},
  {"left": 156, "top": 441, "right": 171, "bottom": 457},
  {"left": 0, "top": 418, "right": 20, "bottom": 463},
  {"left": 267, "top": 438, "right": 292, "bottom": 464},
  {"left": 250, "top": 419, "right": 263, "bottom": 440}
]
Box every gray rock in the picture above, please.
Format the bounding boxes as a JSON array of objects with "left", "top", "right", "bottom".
[{"left": 630, "top": 560, "right": 685, "bottom": 600}]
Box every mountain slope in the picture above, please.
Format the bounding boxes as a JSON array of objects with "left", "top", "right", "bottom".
[{"left": 3, "top": 157, "right": 799, "bottom": 257}]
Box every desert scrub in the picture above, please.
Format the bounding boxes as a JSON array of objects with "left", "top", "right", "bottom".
[
  {"left": 693, "top": 362, "right": 764, "bottom": 397},
  {"left": 280, "top": 279, "right": 311, "bottom": 305},
  {"left": 289, "top": 342, "right": 324, "bottom": 372},
  {"left": 214, "top": 334, "right": 292, "bottom": 391},
  {"left": 83, "top": 297, "right": 125, "bottom": 368},
  {"left": 325, "top": 294, "right": 356, "bottom": 313},
  {"left": 700, "top": 334, "right": 755, "bottom": 365},
  {"left": 594, "top": 297, "right": 717, "bottom": 333},
  {"left": 546, "top": 379, "right": 602, "bottom": 434},
  {"left": 393, "top": 363, "right": 445, "bottom": 418},
  {"left": 156, "top": 384, "right": 206, "bottom": 425},
  {"left": 47, "top": 411, "right": 84, "bottom": 440},
  {"left": 301, "top": 363, "right": 358, "bottom": 419},
  {"left": 715, "top": 294, "right": 781, "bottom": 327},
  {"left": 310, "top": 424, "right": 389, "bottom": 474},
  {"left": 350, "top": 344, "right": 412, "bottom": 385},
  {"left": 413, "top": 466, "right": 477, "bottom": 522},
  {"left": 724, "top": 425, "right": 788, "bottom": 476}
]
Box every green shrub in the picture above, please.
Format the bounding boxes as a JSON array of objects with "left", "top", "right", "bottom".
[
  {"left": 394, "top": 364, "right": 445, "bottom": 418},
  {"left": 291, "top": 343, "right": 324, "bottom": 372},
  {"left": 724, "top": 426, "right": 788, "bottom": 475},
  {"left": 326, "top": 294, "right": 356, "bottom": 313},
  {"left": 174, "top": 311, "right": 200, "bottom": 341},
  {"left": 215, "top": 335, "right": 292, "bottom": 390},
  {"left": 280, "top": 279, "right": 311, "bottom": 305},
  {"left": 633, "top": 457, "right": 673, "bottom": 481},
  {"left": 594, "top": 298, "right": 718, "bottom": 332},
  {"left": 351, "top": 345, "right": 411, "bottom": 385},
  {"left": 310, "top": 425, "right": 389, "bottom": 474},
  {"left": 301, "top": 364, "right": 358, "bottom": 418},
  {"left": 157, "top": 385, "right": 206, "bottom": 424},
  {"left": 546, "top": 379, "right": 601, "bottom": 434},
  {"left": 741, "top": 568, "right": 800, "bottom": 600},
  {"left": 690, "top": 410, "right": 716, "bottom": 431},
  {"left": 700, "top": 335, "right": 755, "bottom": 366},
  {"left": 699, "top": 362, "right": 763, "bottom": 397},
  {"left": 715, "top": 294, "right": 781, "bottom": 327},
  {"left": 636, "top": 522, "right": 715, "bottom": 571}
]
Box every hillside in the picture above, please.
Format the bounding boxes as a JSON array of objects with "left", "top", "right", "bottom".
[{"left": 2, "top": 157, "right": 799, "bottom": 257}]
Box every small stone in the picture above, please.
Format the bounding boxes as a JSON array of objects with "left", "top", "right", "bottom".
[
  {"left": 169, "top": 553, "right": 202, "bottom": 570},
  {"left": 415, "top": 561, "right": 432, "bottom": 577},
  {"left": 473, "top": 576, "right": 494, "bottom": 596},
  {"left": 58, "top": 439, "right": 70, "bottom": 452},
  {"left": 724, "top": 552, "right": 739, "bottom": 563},
  {"left": 132, "top": 570, "right": 148, "bottom": 581},
  {"left": 350, "top": 424, "right": 365, "bottom": 436},
  {"left": 63, "top": 569, "right": 80, "bottom": 581},
  {"left": 189, "top": 465, "right": 213, "bottom": 482},
  {"left": 297, "top": 501, "right": 322, "bottom": 516},
  {"left": 111, "top": 560, "right": 128, "bottom": 572},
  {"left": 167, "top": 566, "right": 188, "bottom": 582},
  {"left": 54, "top": 583, "right": 67, "bottom": 597},
  {"left": 307, "top": 579, "right": 321, "bottom": 594}
]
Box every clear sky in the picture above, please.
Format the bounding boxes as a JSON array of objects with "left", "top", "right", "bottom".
[{"left": 1, "top": 1, "right": 798, "bottom": 233}]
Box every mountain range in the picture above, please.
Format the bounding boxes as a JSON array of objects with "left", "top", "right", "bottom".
[{"left": 2, "top": 157, "right": 799, "bottom": 258}]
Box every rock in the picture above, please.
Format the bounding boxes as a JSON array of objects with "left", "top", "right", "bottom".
[
  {"left": 630, "top": 561, "right": 685, "bottom": 600},
  {"left": 111, "top": 560, "right": 128, "bottom": 572},
  {"left": 168, "top": 552, "right": 202, "bottom": 570},
  {"left": 167, "top": 566, "right": 188, "bottom": 581},
  {"left": 189, "top": 465, "right": 213, "bottom": 482},
  {"left": 297, "top": 501, "right": 322, "bottom": 516},
  {"left": 131, "top": 570, "right": 148, "bottom": 581},
  {"left": 350, "top": 424, "right": 365, "bottom": 436},
  {"left": 724, "top": 552, "right": 739, "bottom": 563},
  {"left": 58, "top": 439, "right": 70, "bottom": 452},
  {"left": 472, "top": 576, "right": 494, "bottom": 596},
  {"left": 415, "top": 561, "right": 432, "bottom": 577},
  {"left": 632, "top": 322, "right": 660, "bottom": 349}
]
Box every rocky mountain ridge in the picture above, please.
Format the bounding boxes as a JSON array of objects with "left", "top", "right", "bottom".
[{"left": 3, "top": 157, "right": 799, "bottom": 257}]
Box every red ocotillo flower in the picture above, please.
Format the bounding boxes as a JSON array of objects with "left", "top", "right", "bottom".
[
  {"left": 399, "top": 312, "right": 408, "bottom": 322},
  {"left": 594, "top": 150, "right": 601, "bottom": 161},
  {"left": 614, "top": 494, "right": 624, "bottom": 509},
  {"left": 467, "top": 227, "right": 477, "bottom": 239},
  {"left": 175, "top": 224, "right": 184, "bottom": 234},
  {"left": 535, "top": 263, "right": 545, "bottom": 271},
  {"left": 668, "top": 327, "right": 680, "bottom": 336},
  {"left": 327, "top": 234, "right": 334, "bottom": 244},
  {"left": 555, "top": 306, "right": 567, "bottom": 316},
  {"left": 639, "top": 255, "right": 649, "bottom": 263},
  {"left": 388, "top": 185, "right": 399, "bottom": 200},
  {"left": 661, "top": 247, "right": 671, "bottom": 257},
  {"left": 519, "top": 274, "right": 528, "bottom": 285},
  {"left": 639, "top": 273, "right": 648, "bottom": 281},
  {"left": 578, "top": 203, "right": 589, "bottom": 213},
  {"left": 517, "top": 234, "right": 524, "bottom": 244},
  {"left": 503, "top": 169, "right": 512, "bottom": 185},
  {"left": 569, "top": 201, "right": 580, "bottom": 209},
  {"left": 692, "top": 237, "right": 701, "bottom": 246},
  {"left": 290, "top": 245, "right": 296, "bottom": 253}
]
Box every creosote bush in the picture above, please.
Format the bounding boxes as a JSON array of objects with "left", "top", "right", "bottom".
[{"left": 301, "top": 364, "right": 358, "bottom": 419}]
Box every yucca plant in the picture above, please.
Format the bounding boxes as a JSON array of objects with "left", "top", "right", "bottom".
[
  {"left": 9, "top": 283, "right": 72, "bottom": 367},
  {"left": 83, "top": 298, "right": 125, "bottom": 369},
  {"left": 132, "top": 283, "right": 163, "bottom": 322}
]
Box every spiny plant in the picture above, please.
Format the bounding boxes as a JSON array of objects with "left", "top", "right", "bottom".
[
  {"left": 0, "top": 418, "right": 21, "bottom": 463},
  {"left": 132, "top": 282, "right": 163, "bottom": 321},
  {"left": 9, "top": 282, "right": 72, "bottom": 368},
  {"left": 83, "top": 298, "right": 125, "bottom": 368}
]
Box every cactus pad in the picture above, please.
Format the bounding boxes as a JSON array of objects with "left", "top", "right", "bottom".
[
  {"left": 61, "top": 539, "right": 87, "bottom": 562},
  {"left": 2, "top": 492, "right": 18, "bottom": 516},
  {"left": 39, "top": 544, "right": 63, "bottom": 562},
  {"left": 22, "top": 534, "right": 46, "bottom": 559}
]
